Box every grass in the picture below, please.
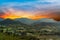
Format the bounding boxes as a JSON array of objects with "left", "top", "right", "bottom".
[
  {"left": 0, "top": 33, "right": 25, "bottom": 40},
  {"left": 0, "top": 32, "right": 37, "bottom": 40},
  {"left": 0, "top": 32, "right": 60, "bottom": 40}
]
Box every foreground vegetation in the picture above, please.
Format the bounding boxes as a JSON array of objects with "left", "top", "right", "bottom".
[
  {"left": 0, "top": 32, "right": 40, "bottom": 40},
  {"left": 0, "top": 19, "right": 60, "bottom": 40}
]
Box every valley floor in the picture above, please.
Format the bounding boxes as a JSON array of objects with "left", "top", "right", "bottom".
[{"left": 0, "top": 32, "right": 60, "bottom": 40}]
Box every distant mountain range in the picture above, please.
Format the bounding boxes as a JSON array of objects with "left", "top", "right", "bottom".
[
  {"left": 0, "top": 18, "right": 58, "bottom": 25},
  {"left": 0, "top": 18, "right": 4, "bottom": 21},
  {"left": 0, "top": 18, "right": 60, "bottom": 33},
  {"left": 15, "top": 18, "right": 57, "bottom": 25},
  {"left": 15, "top": 18, "right": 36, "bottom": 25},
  {"left": 0, "top": 19, "right": 19, "bottom": 24}
]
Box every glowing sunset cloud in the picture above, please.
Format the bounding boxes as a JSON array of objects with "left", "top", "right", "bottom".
[
  {"left": 0, "top": 8, "right": 34, "bottom": 19},
  {"left": 0, "top": 0, "right": 60, "bottom": 21},
  {"left": 0, "top": 8, "right": 60, "bottom": 21},
  {"left": 0, "top": 8, "right": 49, "bottom": 20}
]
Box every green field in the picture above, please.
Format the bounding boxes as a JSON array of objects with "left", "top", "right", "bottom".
[
  {"left": 0, "top": 33, "right": 39, "bottom": 40},
  {"left": 0, "top": 33, "right": 23, "bottom": 40}
]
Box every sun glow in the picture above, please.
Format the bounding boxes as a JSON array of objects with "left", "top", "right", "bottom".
[{"left": 0, "top": 8, "right": 50, "bottom": 20}]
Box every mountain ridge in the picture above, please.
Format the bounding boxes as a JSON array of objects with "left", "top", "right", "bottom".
[{"left": 0, "top": 18, "right": 58, "bottom": 25}]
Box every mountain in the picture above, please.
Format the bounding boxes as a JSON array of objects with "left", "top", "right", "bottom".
[
  {"left": 32, "top": 18, "right": 59, "bottom": 29},
  {"left": 15, "top": 18, "right": 36, "bottom": 25},
  {"left": 0, "top": 18, "right": 57, "bottom": 25},
  {"left": 31, "top": 18, "right": 60, "bottom": 32},
  {"left": 33, "top": 22, "right": 60, "bottom": 33},
  {"left": 0, "top": 18, "right": 60, "bottom": 33},
  {"left": 0, "top": 18, "right": 4, "bottom": 21},
  {"left": 36, "top": 18, "right": 56, "bottom": 22},
  {"left": 0, "top": 19, "right": 26, "bottom": 26},
  {"left": 15, "top": 18, "right": 57, "bottom": 25}
]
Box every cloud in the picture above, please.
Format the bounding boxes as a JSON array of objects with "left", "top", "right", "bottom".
[
  {"left": 38, "top": 0, "right": 59, "bottom": 2},
  {"left": 1, "top": 0, "right": 60, "bottom": 12},
  {"left": 48, "top": 11, "right": 60, "bottom": 21},
  {"left": 0, "top": 0, "right": 60, "bottom": 15}
]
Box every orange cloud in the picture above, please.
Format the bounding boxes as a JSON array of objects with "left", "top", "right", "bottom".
[
  {"left": 0, "top": 8, "right": 60, "bottom": 21},
  {"left": 0, "top": 8, "right": 51, "bottom": 20},
  {"left": 0, "top": 8, "right": 33, "bottom": 19}
]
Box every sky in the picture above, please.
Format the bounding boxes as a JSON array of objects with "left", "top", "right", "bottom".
[{"left": 0, "top": 0, "right": 60, "bottom": 21}]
